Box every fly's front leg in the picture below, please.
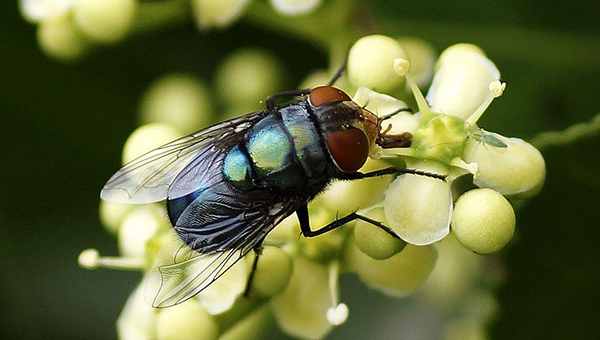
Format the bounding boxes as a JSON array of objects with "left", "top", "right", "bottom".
[
  {"left": 296, "top": 205, "right": 398, "bottom": 238},
  {"left": 341, "top": 167, "right": 447, "bottom": 181},
  {"left": 265, "top": 89, "right": 311, "bottom": 111}
]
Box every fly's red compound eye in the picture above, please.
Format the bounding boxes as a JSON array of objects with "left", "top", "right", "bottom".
[
  {"left": 309, "top": 86, "right": 352, "bottom": 107},
  {"left": 326, "top": 128, "right": 369, "bottom": 173}
]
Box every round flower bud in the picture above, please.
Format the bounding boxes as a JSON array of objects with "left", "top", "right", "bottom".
[
  {"left": 156, "top": 299, "right": 219, "bottom": 340},
  {"left": 117, "top": 281, "right": 158, "bottom": 340},
  {"left": 463, "top": 136, "right": 546, "bottom": 198},
  {"left": 315, "top": 159, "right": 392, "bottom": 216},
  {"left": 248, "top": 246, "right": 293, "bottom": 298},
  {"left": 20, "top": 0, "right": 73, "bottom": 22},
  {"left": 353, "top": 87, "right": 416, "bottom": 135},
  {"left": 397, "top": 37, "right": 436, "bottom": 88},
  {"left": 220, "top": 306, "right": 271, "bottom": 340},
  {"left": 354, "top": 207, "right": 406, "bottom": 260},
  {"left": 118, "top": 205, "right": 164, "bottom": 257},
  {"left": 348, "top": 35, "right": 407, "bottom": 93},
  {"left": 73, "top": 0, "right": 137, "bottom": 43},
  {"left": 271, "top": 258, "right": 333, "bottom": 340},
  {"left": 216, "top": 48, "right": 284, "bottom": 108},
  {"left": 300, "top": 209, "right": 345, "bottom": 263},
  {"left": 451, "top": 188, "right": 516, "bottom": 254},
  {"left": 384, "top": 161, "right": 452, "bottom": 245},
  {"left": 192, "top": 0, "right": 252, "bottom": 28},
  {"left": 269, "top": 0, "right": 322, "bottom": 16},
  {"left": 197, "top": 256, "right": 248, "bottom": 314},
  {"left": 435, "top": 43, "right": 486, "bottom": 70},
  {"left": 121, "top": 123, "right": 182, "bottom": 164},
  {"left": 140, "top": 74, "right": 213, "bottom": 134},
  {"left": 99, "top": 200, "right": 133, "bottom": 235},
  {"left": 37, "top": 14, "right": 90, "bottom": 61},
  {"left": 426, "top": 51, "right": 499, "bottom": 120},
  {"left": 344, "top": 238, "right": 437, "bottom": 297}
]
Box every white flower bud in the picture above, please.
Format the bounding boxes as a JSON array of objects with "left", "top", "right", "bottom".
[
  {"left": 121, "top": 123, "right": 183, "bottom": 165},
  {"left": 155, "top": 299, "right": 219, "bottom": 340},
  {"left": 37, "top": 14, "right": 90, "bottom": 61},
  {"left": 20, "top": 0, "right": 73, "bottom": 22},
  {"left": 198, "top": 255, "right": 247, "bottom": 315},
  {"left": 250, "top": 246, "right": 293, "bottom": 298},
  {"left": 397, "top": 37, "right": 437, "bottom": 88},
  {"left": 451, "top": 188, "right": 516, "bottom": 254},
  {"left": 99, "top": 200, "right": 133, "bottom": 235},
  {"left": 427, "top": 51, "right": 499, "bottom": 120},
  {"left": 73, "top": 0, "right": 137, "bottom": 43},
  {"left": 269, "top": 0, "right": 322, "bottom": 16},
  {"left": 220, "top": 306, "right": 271, "bottom": 340},
  {"left": 348, "top": 35, "right": 407, "bottom": 93},
  {"left": 118, "top": 206, "right": 163, "bottom": 257},
  {"left": 192, "top": 0, "right": 252, "bottom": 29},
  {"left": 271, "top": 258, "right": 334, "bottom": 340},
  {"left": 117, "top": 281, "right": 158, "bottom": 340},
  {"left": 384, "top": 161, "right": 452, "bottom": 245},
  {"left": 344, "top": 239, "right": 437, "bottom": 297},
  {"left": 353, "top": 207, "right": 406, "bottom": 260},
  {"left": 463, "top": 135, "right": 546, "bottom": 198},
  {"left": 140, "top": 74, "right": 213, "bottom": 134},
  {"left": 316, "top": 159, "right": 392, "bottom": 216},
  {"left": 216, "top": 48, "right": 284, "bottom": 109},
  {"left": 435, "top": 43, "right": 486, "bottom": 70}
]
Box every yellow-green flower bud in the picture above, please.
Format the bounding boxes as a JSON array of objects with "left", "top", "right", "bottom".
[
  {"left": 354, "top": 207, "right": 406, "bottom": 260},
  {"left": 315, "top": 159, "right": 392, "bottom": 216},
  {"left": 192, "top": 0, "right": 251, "bottom": 29},
  {"left": 301, "top": 209, "right": 344, "bottom": 263},
  {"left": 220, "top": 306, "right": 271, "bottom": 340},
  {"left": 265, "top": 213, "right": 301, "bottom": 243},
  {"left": 250, "top": 246, "right": 293, "bottom": 298},
  {"left": 463, "top": 136, "right": 546, "bottom": 198},
  {"left": 397, "top": 37, "right": 436, "bottom": 88},
  {"left": 412, "top": 113, "right": 468, "bottom": 163},
  {"left": 269, "top": 0, "right": 322, "bottom": 16},
  {"left": 139, "top": 74, "right": 213, "bottom": 134},
  {"left": 73, "top": 0, "right": 137, "bottom": 43},
  {"left": 197, "top": 255, "right": 248, "bottom": 314},
  {"left": 427, "top": 51, "right": 499, "bottom": 120},
  {"left": 384, "top": 160, "right": 452, "bottom": 245},
  {"left": 271, "top": 258, "right": 334, "bottom": 339},
  {"left": 348, "top": 35, "right": 407, "bottom": 93},
  {"left": 155, "top": 299, "right": 219, "bottom": 340},
  {"left": 121, "top": 123, "right": 183, "bottom": 164},
  {"left": 216, "top": 48, "right": 284, "bottom": 109},
  {"left": 37, "top": 13, "right": 90, "bottom": 61},
  {"left": 344, "top": 238, "right": 437, "bottom": 297},
  {"left": 451, "top": 188, "right": 516, "bottom": 254},
  {"left": 118, "top": 205, "right": 165, "bottom": 257},
  {"left": 99, "top": 200, "right": 133, "bottom": 235},
  {"left": 21, "top": 0, "right": 73, "bottom": 22}
]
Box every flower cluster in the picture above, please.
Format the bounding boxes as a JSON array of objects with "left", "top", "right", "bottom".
[
  {"left": 20, "top": 0, "right": 323, "bottom": 60},
  {"left": 76, "top": 33, "right": 545, "bottom": 339}
]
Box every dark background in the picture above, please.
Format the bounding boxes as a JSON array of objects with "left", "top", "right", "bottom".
[{"left": 1, "top": 0, "right": 600, "bottom": 339}]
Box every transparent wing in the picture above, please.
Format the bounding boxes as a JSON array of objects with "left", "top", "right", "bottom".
[
  {"left": 145, "top": 198, "right": 296, "bottom": 308},
  {"left": 101, "top": 111, "right": 268, "bottom": 204}
]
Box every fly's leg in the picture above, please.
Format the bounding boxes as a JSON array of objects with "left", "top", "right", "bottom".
[
  {"left": 326, "top": 51, "right": 350, "bottom": 86},
  {"left": 265, "top": 89, "right": 311, "bottom": 111},
  {"left": 243, "top": 246, "right": 263, "bottom": 298},
  {"left": 340, "top": 167, "right": 447, "bottom": 181},
  {"left": 296, "top": 205, "right": 398, "bottom": 238}
]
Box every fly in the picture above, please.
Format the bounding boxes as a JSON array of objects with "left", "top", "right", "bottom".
[{"left": 100, "top": 60, "right": 446, "bottom": 308}]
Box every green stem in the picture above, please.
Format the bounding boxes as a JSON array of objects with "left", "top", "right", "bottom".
[{"left": 530, "top": 112, "right": 600, "bottom": 150}]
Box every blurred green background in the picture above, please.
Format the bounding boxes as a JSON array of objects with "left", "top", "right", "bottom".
[{"left": 1, "top": 0, "right": 600, "bottom": 339}]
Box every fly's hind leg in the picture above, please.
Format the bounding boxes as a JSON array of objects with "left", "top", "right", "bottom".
[
  {"left": 296, "top": 205, "right": 399, "bottom": 239},
  {"left": 243, "top": 246, "right": 263, "bottom": 298}
]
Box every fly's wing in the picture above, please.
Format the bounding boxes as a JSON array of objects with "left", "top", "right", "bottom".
[
  {"left": 101, "top": 111, "right": 268, "bottom": 204},
  {"left": 146, "top": 194, "right": 296, "bottom": 308}
]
